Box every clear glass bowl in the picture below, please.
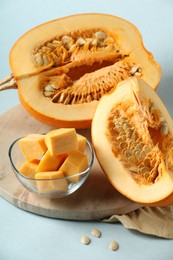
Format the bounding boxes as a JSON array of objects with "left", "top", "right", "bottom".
[{"left": 8, "top": 137, "right": 94, "bottom": 198}]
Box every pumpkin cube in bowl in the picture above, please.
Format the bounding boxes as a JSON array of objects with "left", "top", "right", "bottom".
[
  {"left": 35, "top": 171, "right": 68, "bottom": 193},
  {"left": 45, "top": 128, "right": 78, "bottom": 156},
  {"left": 36, "top": 150, "right": 67, "bottom": 172},
  {"left": 9, "top": 128, "right": 94, "bottom": 198},
  {"left": 77, "top": 134, "right": 87, "bottom": 152},
  {"left": 19, "top": 159, "right": 40, "bottom": 178},
  {"left": 18, "top": 134, "right": 47, "bottom": 161},
  {"left": 59, "top": 150, "right": 88, "bottom": 183}
]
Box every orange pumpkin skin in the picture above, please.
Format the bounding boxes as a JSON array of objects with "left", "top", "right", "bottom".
[
  {"left": 10, "top": 13, "right": 161, "bottom": 128},
  {"left": 92, "top": 77, "right": 173, "bottom": 206}
]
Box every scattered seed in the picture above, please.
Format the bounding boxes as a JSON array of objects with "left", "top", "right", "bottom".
[
  {"left": 91, "top": 228, "right": 101, "bottom": 238},
  {"left": 108, "top": 240, "right": 119, "bottom": 251},
  {"left": 81, "top": 235, "right": 91, "bottom": 245}
]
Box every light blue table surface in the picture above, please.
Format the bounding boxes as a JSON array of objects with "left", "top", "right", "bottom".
[{"left": 0, "top": 1, "right": 173, "bottom": 259}]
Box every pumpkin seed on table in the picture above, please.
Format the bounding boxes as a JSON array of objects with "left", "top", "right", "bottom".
[
  {"left": 80, "top": 235, "right": 91, "bottom": 245},
  {"left": 108, "top": 240, "right": 119, "bottom": 251},
  {"left": 91, "top": 228, "right": 102, "bottom": 238}
]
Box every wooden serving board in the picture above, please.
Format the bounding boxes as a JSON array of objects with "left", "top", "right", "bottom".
[{"left": 0, "top": 105, "right": 140, "bottom": 220}]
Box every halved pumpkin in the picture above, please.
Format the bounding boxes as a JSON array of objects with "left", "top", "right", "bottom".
[
  {"left": 92, "top": 77, "right": 173, "bottom": 206},
  {"left": 9, "top": 13, "right": 161, "bottom": 128}
]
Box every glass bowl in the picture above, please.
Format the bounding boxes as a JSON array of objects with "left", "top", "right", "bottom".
[{"left": 8, "top": 137, "right": 94, "bottom": 198}]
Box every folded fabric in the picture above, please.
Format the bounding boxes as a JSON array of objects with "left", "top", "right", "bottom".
[{"left": 102, "top": 206, "right": 173, "bottom": 238}]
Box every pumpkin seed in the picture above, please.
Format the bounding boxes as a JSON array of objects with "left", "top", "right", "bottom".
[
  {"left": 135, "top": 143, "right": 143, "bottom": 151},
  {"left": 95, "top": 31, "right": 107, "bottom": 41},
  {"left": 125, "top": 150, "right": 133, "bottom": 158},
  {"left": 42, "top": 55, "right": 49, "bottom": 65},
  {"left": 90, "top": 39, "right": 98, "bottom": 47},
  {"left": 43, "top": 91, "right": 54, "bottom": 97},
  {"left": 47, "top": 43, "right": 55, "bottom": 49},
  {"left": 140, "top": 166, "right": 150, "bottom": 174},
  {"left": 76, "top": 37, "right": 86, "bottom": 46},
  {"left": 129, "top": 166, "right": 138, "bottom": 173},
  {"left": 160, "top": 122, "right": 169, "bottom": 135},
  {"left": 61, "top": 35, "right": 72, "bottom": 45},
  {"left": 44, "top": 84, "right": 55, "bottom": 92},
  {"left": 130, "top": 65, "right": 141, "bottom": 76},
  {"left": 134, "top": 150, "right": 140, "bottom": 159},
  {"left": 91, "top": 228, "right": 101, "bottom": 238},
  {"left": 35, "top": 53, "right": 43, "bottom": 66},
  {"left": 52, "top": 40, "right": 61, "bottom": 46},
  {"left": 119, "top": 142, "right": 127, "bottom": 149},
  {"left": 97, "top": 40, "right": 105, "bottom": 47},
  {"left": 108, "top": 240, "right": 119, "bottom": 251},
  {"left": 81, "top": 235, "right": 91, "bottom": 245}
]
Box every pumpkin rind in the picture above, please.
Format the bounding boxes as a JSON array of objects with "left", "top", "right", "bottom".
[
  {"left": 10, "top": 13, "right": 161, "bottom": 128},
  {"left": 92, "top": 77, "right": 173, "bottom": 206}
]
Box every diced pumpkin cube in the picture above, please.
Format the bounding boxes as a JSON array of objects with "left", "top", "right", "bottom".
[
  {"left": 18, "top": 134, "right": 47, "bottom": 161},
  {"left": 36, "top": 150, "right": 67, "bottom": 172},
  {"left": 59, "top": 150, "right": 88, "bottom": 183},
  {"left": 45, "top": 128, "right": 78, "bottom": 156},
  {"left": 19, "top": 159, "right": 40, "bottom": 178},
  {"left": 35, "top": 171, "right": 68, "bottom": 193},
  {"left": 77, "top": 134, "right": 87, "bottom": 152}
]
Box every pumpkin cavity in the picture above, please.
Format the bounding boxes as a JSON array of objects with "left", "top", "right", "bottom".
[
  {"left": 33, "top": 28, "right": 142, "bottom": 105},
  {"left": 106, "top": 89, "right": 173, "bottom": 185}
]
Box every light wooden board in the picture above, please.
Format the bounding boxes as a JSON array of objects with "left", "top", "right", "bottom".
[{"left": 0, "top": 105, "right": 140, "bottom": 220}]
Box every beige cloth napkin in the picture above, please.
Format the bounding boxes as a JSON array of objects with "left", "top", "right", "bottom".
[{"left": 103, "top": 206, "right": 173, "bottom": 238}]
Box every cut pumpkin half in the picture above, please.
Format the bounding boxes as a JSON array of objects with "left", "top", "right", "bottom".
[
  {"left": 92, "top": 77, "right": 173, "bottom": 206},
  {"left": 2, "top": 13, "right": 161, "bottom": 128}
]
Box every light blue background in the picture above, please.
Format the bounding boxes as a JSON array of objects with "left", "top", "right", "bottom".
[{"left": 0, "top": 1, "right": 173, "bottom": 259}]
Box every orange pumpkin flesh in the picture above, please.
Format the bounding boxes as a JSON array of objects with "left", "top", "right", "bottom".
[
  {"left": 9, "top": 13, "right": 161, "bottom": 128},
  {"left": 92, "top": 77, "right": 173, "bottom": 206}
]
